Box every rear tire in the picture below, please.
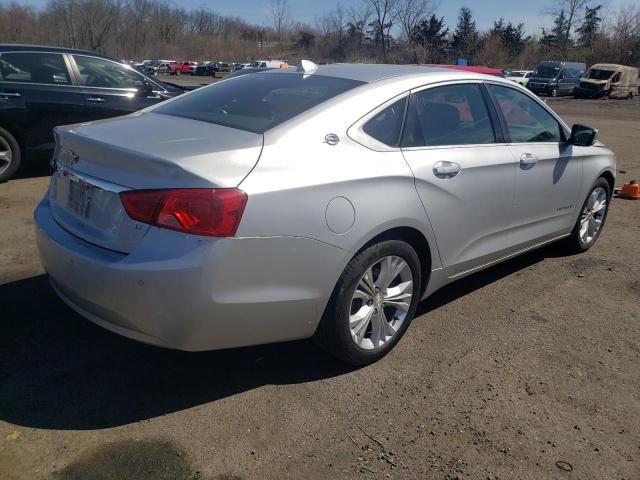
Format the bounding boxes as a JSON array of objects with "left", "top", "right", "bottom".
[
  {"left": 0, "top": 126, "right": 21, "bottom": 182},
  {"left": 314, "top": 240, "right": 422, "bottom": 366},
  {"left": 563, "top": 177, "right": 611, "bottom": 253}
]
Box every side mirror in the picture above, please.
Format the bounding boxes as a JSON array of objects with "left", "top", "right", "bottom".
[{"left": 569, "top": 124, "right": 597, "bottom": 146}]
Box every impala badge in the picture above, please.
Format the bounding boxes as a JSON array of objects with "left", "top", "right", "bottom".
[{"left": 61, "top": 150, "right": 79, "bottom": 166}]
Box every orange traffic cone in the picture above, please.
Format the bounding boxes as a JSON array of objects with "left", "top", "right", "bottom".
[{"left": 620, "top": 180, "right": 640, "bottom": 200}]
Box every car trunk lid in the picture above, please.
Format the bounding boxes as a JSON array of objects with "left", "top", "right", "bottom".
[{"left": 49, "top": 112, "right": 263, "bottom": 253}]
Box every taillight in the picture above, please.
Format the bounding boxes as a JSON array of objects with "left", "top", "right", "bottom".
[{"left": 120, "top": 188, "right": 247, "bottom": 237}]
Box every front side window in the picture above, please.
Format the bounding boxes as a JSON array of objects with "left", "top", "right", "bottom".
[
  {"left": 73, "top": 55, "right": 144, "bottom": 89},
  {"left": 362, "top": 98, "right": 406, "bottom": 147},
  {"left": 155, "top": 72, "right": 364, "bottom": 133},
  {"left": 401, "top": 83, "right": 496, "bottom": 148},
  {"left": 0, "top": 52, "right": 70, "bottom": 85},
  {"left": 488, "top": 84, "right": 563, "bottom": 143}
]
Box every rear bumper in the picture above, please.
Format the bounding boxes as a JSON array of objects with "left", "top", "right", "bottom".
[{"left": 35, "top": 194, "right": 350, "bottom": 351}]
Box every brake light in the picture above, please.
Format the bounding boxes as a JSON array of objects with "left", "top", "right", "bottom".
[{"left": 120, "top": 188, "right": 247, "bottom": 237}]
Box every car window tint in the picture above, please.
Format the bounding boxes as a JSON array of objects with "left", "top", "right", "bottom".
[
  {"left": 488, "top": 84, "right": 562, "bottom": 143},
  {"left": 362, "top": 98, "right": 406, "bottom": 147},
  {"left": 0, "top": 52, "right": 70, "bottom": 85},
  {"left": 73, "top": 55, "right": 144, "bottom": 89},
  {"left": 155, "top": 73, "right": 364, "bottom": 134},
  {"left": 401, "top": 84, "right": 495, "bottom": 148}
]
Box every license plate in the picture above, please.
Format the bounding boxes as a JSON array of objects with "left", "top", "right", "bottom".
[{"left": 67, "top": 177, "right": 94, "bottom": 218}]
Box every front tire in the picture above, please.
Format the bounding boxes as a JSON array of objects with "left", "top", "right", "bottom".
[
  {"left": 0, "top": 126, "right": 21, "bottom": 182},
  {"left": 564, "top": 177, "right": 611, "bottom": 253},
  {"left": 550, "top": 87, "right": 558, "bottom": 97},
  {"left": 315, "top": 240, "right": 422, "bottom": 366}
]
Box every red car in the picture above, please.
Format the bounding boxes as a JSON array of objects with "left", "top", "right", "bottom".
[
  {"left": 423, "top": 64, "right": 505, "bottom": 77},
  {"left": 169, "top": 61, "right": 197, "bottom": 75}
]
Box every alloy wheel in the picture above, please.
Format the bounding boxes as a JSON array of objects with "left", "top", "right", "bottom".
[
  {"left": 579, "top": 187, "right": 607, "bottom": 245},
  {"left": 349, "top": 255, "right": 414, "bottom": 350},
  {"left": 0, "top": 135, "right": 13, "bottom": 177}
]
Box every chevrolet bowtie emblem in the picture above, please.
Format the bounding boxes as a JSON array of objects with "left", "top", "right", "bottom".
[{"left": 61, "top": 150, "right": 79, "bottom": 166}]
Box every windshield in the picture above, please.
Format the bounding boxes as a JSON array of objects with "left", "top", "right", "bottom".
[
  {"left": 154, "top": 72, "right": 365, "bottom": 133},
  {"left": 586, "top": 68, "right": 615, "bottom": 80},
  {"left": 534, "top": 66, "right": 560, "bottom": 78},
  {"left": 506, "top": 71, "right": 525, "bottom": 77}
]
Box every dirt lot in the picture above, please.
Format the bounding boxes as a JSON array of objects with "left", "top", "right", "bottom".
[{"left": 1, "top": 96, "right": 639, "bottom": 480}]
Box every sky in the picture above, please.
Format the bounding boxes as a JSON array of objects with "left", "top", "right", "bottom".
[{"left": 16, "top": 0, "right": 640, "bottom": 36}]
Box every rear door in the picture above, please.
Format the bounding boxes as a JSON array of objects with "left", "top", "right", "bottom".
[
  {"left": 400, "top": 82, "right": 517, "bottom": 278},
  {"left": 0, "top": 51, "right": 86, "bottom": 150},
  {"left": 486, "top": 83, "right": 582, "bottom": 246},
  {"left": 69, "top": 54, "right": 164, "bottom": 120}
]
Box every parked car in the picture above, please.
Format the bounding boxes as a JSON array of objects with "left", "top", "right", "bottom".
[
  {"left": 505, "top": 70, "right": 533, "bottom": 86},
  {"left": 213, "top": 62, "right": 232, "bottom": 73},
  {"left": 34, "top": 62, "right": 615, "bottom": 365},
  {"left": 193, "top": 61, "right": 215, "bottom": 76},
  {"left": 169, "top": 61, "right": 196, "bottom": 75},
  {"left": 223, "top": 67, "right": 279, "bottom": 79},
  {"left": 249, "top": 59, "right": 287, "bottom": 68},
  {"left": 134, "top": 60, "right": 154, "bottom": 75},
  {"left": 0, "top": 44, "right": 186, "bottom": 180},
  {"left": 574, "top": 64, "right": 639, "bottom": 99},
  {"left": 528, "top": 61, "right": 586, "bottom": 97},
  {"left": 156, "top": 61, "right": 174, "bottom": 75}
]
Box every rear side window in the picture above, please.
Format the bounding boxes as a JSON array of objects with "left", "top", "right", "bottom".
[
  {"left": 401, "top": 84, "right": 496, "bottom": 148},
  {"left": 488, "top": 84, "right": 563, "bottom": 143},
  {"left": 362, "top": 98, "right": 407, "bottom": 147},
  {"left": 0, "top": 52, "right": 70, "bottom": 85},
  {"left": 73, "top": 55, "right": 144, "bottom": 89},
  {"left": 155, "top": 73, "right": 365, "bottom": 133}
]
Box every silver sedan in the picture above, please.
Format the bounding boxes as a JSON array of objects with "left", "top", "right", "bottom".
[{"left": 35, "top": 62, "right": 615, "bottom": 365}]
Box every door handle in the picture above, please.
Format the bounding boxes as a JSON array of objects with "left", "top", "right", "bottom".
[
  {"left": 433, "top": 161, "right": 461, "bottom": 179},
  {"left": 0, "top": 92, "right": 21, "bottom": 98},
  {"left": 86, "top": 97, "right": 106, "bottom": 103},
  {"left": 519, "top": 153, "right": 538, "bottom": 166}
]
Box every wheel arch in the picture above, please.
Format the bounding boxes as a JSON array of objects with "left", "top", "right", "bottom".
[
  {"left": 356, "top": 226, "right": 433, "bottom": 297},
  {"left": 599, "top": 169, "right": 615, "bottom": 194}
]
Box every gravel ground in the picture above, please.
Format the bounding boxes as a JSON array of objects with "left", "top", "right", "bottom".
[{"left": 0, "top": 96, "right": 639, "bottom": 480}]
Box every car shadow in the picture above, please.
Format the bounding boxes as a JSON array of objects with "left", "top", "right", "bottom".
[
  {"left": 11, "top": 153, "right": 51, "bottom": 181},
  {"left": 0, "top": 245, "right": 566, "bottom": 431}
]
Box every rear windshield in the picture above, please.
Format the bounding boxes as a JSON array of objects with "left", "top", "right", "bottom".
[{"left": 155, "top": 72, "right": 365, "bottom": 133}]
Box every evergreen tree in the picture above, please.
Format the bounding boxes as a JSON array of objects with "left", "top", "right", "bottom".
[
  {"left": 411, "top": 14, "right": 449, "bottom": 62},
  {"left": 576, "top": 5, "right": 602, "bottom": 51},
  {"left": 490, "top": 17, "right": 529, "bottom": 58},
  {"left": 452, "top": 7, "right": 479, "bottom": 59}
]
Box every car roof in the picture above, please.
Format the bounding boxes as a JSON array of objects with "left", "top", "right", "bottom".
[
  {"left": 261, "top": 64, "right": 501, "bottom": 83},
  {"left": 0, "top": 44, "right": 109, "bottom": 58}
]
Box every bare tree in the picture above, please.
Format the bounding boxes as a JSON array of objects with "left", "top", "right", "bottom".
[
  {"left": 367, "top": 0, "right": 398, "bottom": 59},
  {"left": 346, "top": 2, "right": 372, "bottom": 51},
  {"left": 270, "top": 0, "right": 290, "bottom": 40},
  {"left": 395, "top": 0, "right": 439, "bottom": 41},
  {"left": 547, "top": 0, "right": 590, "bottom": 44}
]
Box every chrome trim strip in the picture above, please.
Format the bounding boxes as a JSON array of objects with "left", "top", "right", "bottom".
[
  {"left": 448, "top": 233, "right": 570, "bottom": 280},
  {"left": 53, "top": 161, "right": 129, "bottom": 193}
]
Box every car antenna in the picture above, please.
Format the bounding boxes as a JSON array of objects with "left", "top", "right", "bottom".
[{"left": 296, "top": 59, "right": 318, "bottom": 75}]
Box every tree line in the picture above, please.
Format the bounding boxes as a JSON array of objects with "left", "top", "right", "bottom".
[{"left": 0, "top": 0, "right": 638, "bottom": 68}]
